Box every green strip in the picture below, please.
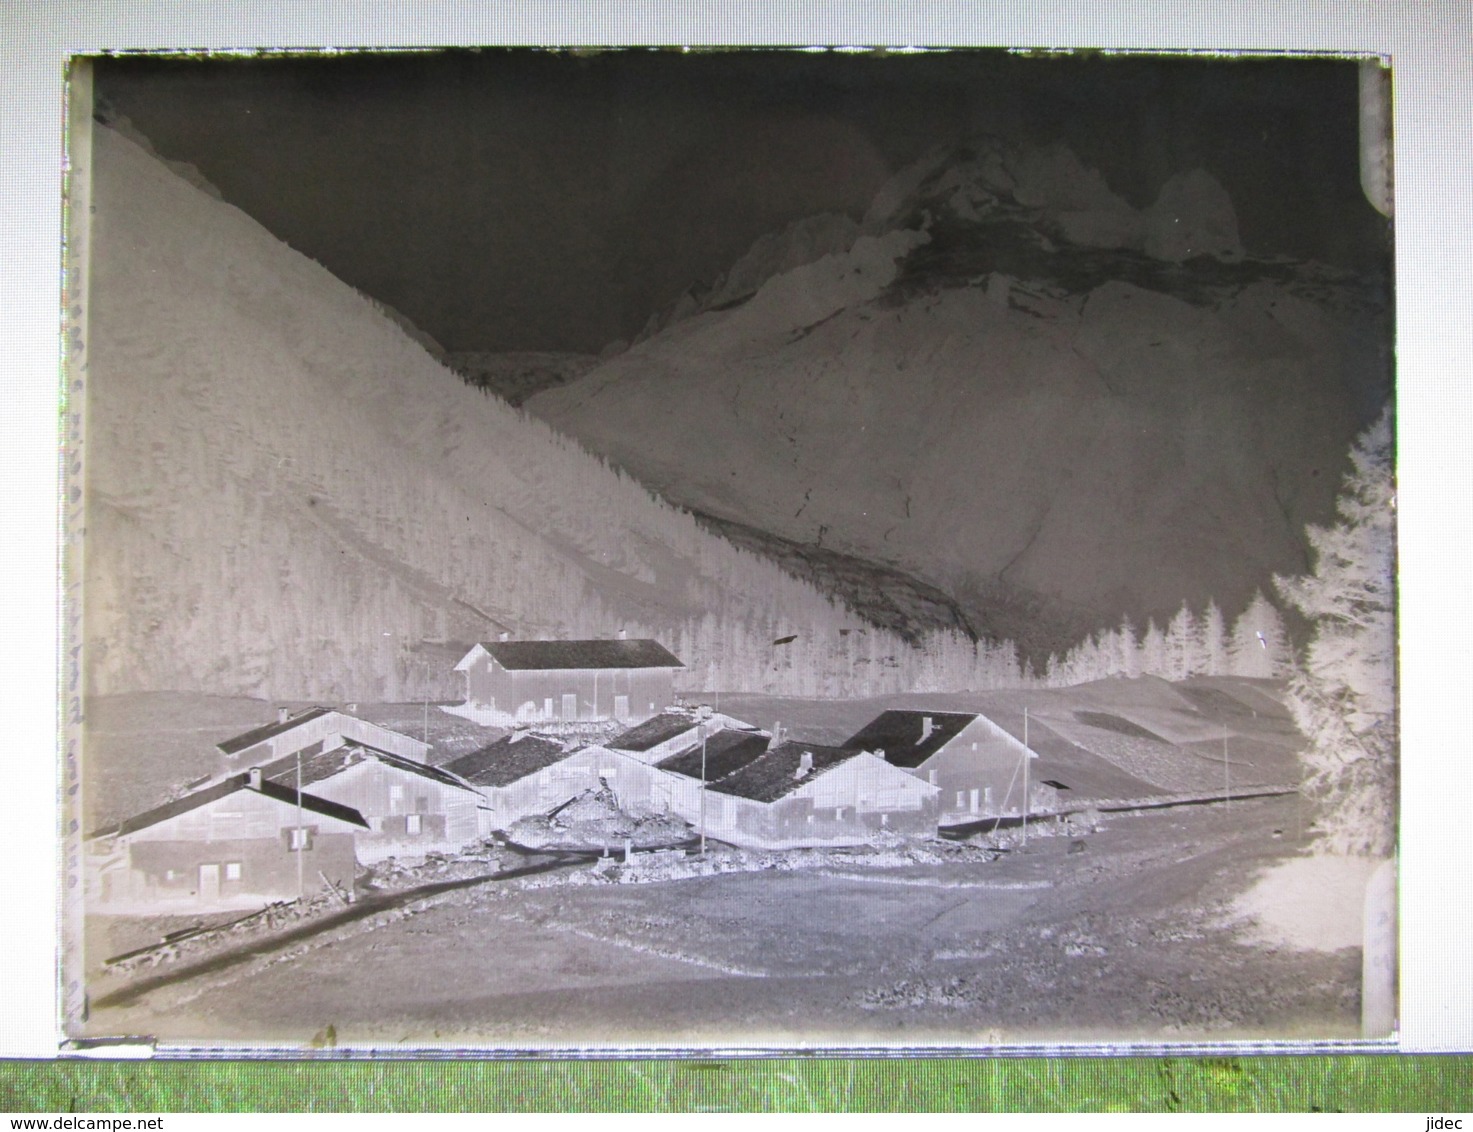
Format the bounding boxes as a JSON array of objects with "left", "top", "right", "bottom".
[{"left": 2, "top": 1056, "right": 1469, "bottom": 1112}]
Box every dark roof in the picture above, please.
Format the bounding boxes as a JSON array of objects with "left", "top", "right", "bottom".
[
  {"left": 90, "top": 774, "right": 368, "bottom": 840},
  {"left": 481, "top": 638, "right": 684, "bottom": 671},
  {"left": 657, "top": 731, "right": 771, "bottom": 782},
  {"left": 217, "top": 706, "right": 333, "bottom": 755},
  {"left": 443, "top": 733, "right": 571, "bottom": 788},
  {"left": 609, "top": 711, "right": 702, "bottom": 752},
  {"left": 708, "top": 741, "right": 861, "bottom": 804},
  {"left": 842, "top": 710, "right": 978, "bottom": 769},
  {"left": 256, "top": 742, "right": 473, "bottom": 793}
]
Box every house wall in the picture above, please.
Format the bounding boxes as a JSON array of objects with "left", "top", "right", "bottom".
[
  {"left": 911, "top": 717, "right": 1047, "bottom": 824},
  {"left": 464, "top": 660, "right": 675, "bottom": 724},
  {"left": 96, "top": 788, "right": 363, "bottom": 911},
  {"left": 304, "top": 759, "right": 482, "bottom": 863}
]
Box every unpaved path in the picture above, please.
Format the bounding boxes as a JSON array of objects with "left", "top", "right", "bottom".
[{"left": 83, "top": 792, "right": 1364, "bottom": 1049}]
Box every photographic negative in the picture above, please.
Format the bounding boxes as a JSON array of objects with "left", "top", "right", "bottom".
[{"left": 66, "top": 48, "right": 1397, "bottom": 1050}]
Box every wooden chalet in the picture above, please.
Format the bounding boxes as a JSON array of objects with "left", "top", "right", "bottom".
[
  {"left": 445, "top": 737, "right": 668, "bottom": 832},
  {"left": 215, "top": 707, "right": 430, "bottom": 779},
  {"left": 607, "top": 709, "right": 764, "bottom": 765},
  {"left": 843, "top": 710, "right": 1060, "bottom": 826},
  {"left": 698, "top": 741, "right": 940, "bottom": 850},
  {"left": 451, "top": 637, "right": 683, "bottom": 727},
  {"left": 86, "top": 770, "right": 367, "bottom": 912},
  {"left": 253, "top": 742, "right": 483, "bottom": 864},
  {"left": 649, "top": 729, "right": 773, "bottom": 820}
]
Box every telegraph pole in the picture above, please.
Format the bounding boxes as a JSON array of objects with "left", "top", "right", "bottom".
[
  {"left": 295, "top": 748, "right": 304, "bottom": 901},
  {"left": 1022, "top": 706, "right": 1030, "bottom": 846}
]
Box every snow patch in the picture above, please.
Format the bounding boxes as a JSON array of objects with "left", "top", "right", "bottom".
[{"left": 1228, "top": 854, "right": 1384, "bottom": 952}]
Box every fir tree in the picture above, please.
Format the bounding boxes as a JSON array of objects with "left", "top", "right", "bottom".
[{"left": 1275, "top": 409, "right": 1396, "bottom": 857}]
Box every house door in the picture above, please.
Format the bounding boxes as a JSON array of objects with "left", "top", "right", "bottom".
[
  {"left": 561, "top": 693, "right": 578, "bottom": 720},
  {"left": 198, "top": 863, "right": 221, "bottom": 903}
]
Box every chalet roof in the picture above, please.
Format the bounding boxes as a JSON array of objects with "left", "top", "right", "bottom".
[
  {"left": 842, "top": 710, "right": 978, "bottom": 769},
  {"left": 216, "top": 706, "right": 333, "bottom": 755},
  {"left": 609, "top": 710, "right": 702, "bottom": 752},
  {"left": 469, "top": 639, "right": 684, "bottom": 672},
  {"left": 707, "top": 741, "right": 861, "bottom": 804},
  {"left": 256, "top": 742, "right": 474, "bottom": 794},
  {"left": 656, "top": 731, "right": 771, "bottom": 782},
  {"left": 90, "top": 774, "right": 369, "bottom": 840},
  {"left": 443, "top": 732, "right": 571, "bottom": 789}
]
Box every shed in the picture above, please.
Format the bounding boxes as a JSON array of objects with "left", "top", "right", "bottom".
[
  {"left": 699, "top": 741, "right": 940, "bottom": 849},
  {"left": 86, "top": 772, "right": 367, "bottom": 912},
  {"left": 451, "top": 638, "right": 684, "bottom": 727}
]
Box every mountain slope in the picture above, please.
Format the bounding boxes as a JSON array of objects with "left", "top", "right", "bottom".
[
  {"left": 82, "top": 124, "right": 936, "bottom": 702},
  {"left": 526, "top": 141, "right": 1391, "bottom": 653}
]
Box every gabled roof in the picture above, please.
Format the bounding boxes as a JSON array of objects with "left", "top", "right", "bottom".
[
  {"left": 90, "top": 774, "right": 368, "bottom": 840},
  {"left": 459, "top": 639, "right": 684, "bottom": 672},
  {"left": 842, "top": 710, "right": 979, "bottom": 769},
  {"left": 609, "top": 710, "right": 702, "bottom": 752},
  {"left": 707, "top": 741, "right": 861, "bottom": 803},
  {"left": 656, "top": 731, "right": 771, "bottom": 782},
  {"left": 216, "top": 706, "right": 333, "bottom": 755},
  {"left": 256, "top": 742, "right": 475, "bottom": 794},
  {"left": 443, "top": 732, "right": 571, "bottom": 789}
]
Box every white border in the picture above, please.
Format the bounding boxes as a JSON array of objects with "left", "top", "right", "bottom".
[{"left": 3, "top": 1, "right": 1469, "bottom": 1055}]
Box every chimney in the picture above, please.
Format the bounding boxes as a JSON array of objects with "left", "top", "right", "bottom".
[
  {"left": 248, "top": 767, "right": 263, "bottom": 790},
  {"left": 277, "top": 707, "right": 290, "bottom": 725},
  {"left": 919, "top": 716, "right": 934, "bottom": 744},
  {"left": 795, "top": 751, "right": 814, "bottom": 778},
  {"left": 618, "top": 628, "right": 628, "bottom": 640},
  {"left": 767, "top": 721, "right": 783, "bottom": 751},
  {"left": 499, "top": 631, "right": 510, "bottom": 642}
]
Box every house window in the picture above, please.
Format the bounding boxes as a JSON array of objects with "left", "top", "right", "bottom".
[
  {"left": 956, "top": 791, "right": 965, "bottom": 808},
  {"left": 406, "top": 814, "right": 422, "bottom": 835},
  {"left": 835, "top": 807, "right": 846, "bottom": 820},
  {"left": 390, "top": 784, "right": 405, "bottom": 812},
  {"left": 561, "top": 693, "right": 578, "bottom": 719},
  {"left": 288, "top": 827, "right": 313, "bottom": 851},
  {"left": 544, "top": 697, "right": 554, "bottom": 717},
  {"left": 224, "top": 862, "right": 242, "bottom": 881}
]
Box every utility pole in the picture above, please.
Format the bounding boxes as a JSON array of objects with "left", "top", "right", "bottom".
[
  {"left": 698, "top": 706, "right": 712, "bottom": 855},
  {"left": 295, "top": 748, "right": 304, "bottom": 902},
  {"left": 1022, "top": 706, "right": 1030, "bottom": 846}
]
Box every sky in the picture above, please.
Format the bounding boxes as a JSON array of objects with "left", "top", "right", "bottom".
[{"left": 92, "top": 48, "right": 1387, "bottom": 355}]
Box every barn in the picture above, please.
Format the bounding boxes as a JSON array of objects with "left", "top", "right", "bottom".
[
  {"left": 450, "top": 637, "right": 684, "bottom": 727},
  {"left": 253, "top": 742, "right": 484, "bottom": 864},
  {"left": 215, "top": 707, "right": 430, "bottom": 779},
  {"left": 86, "top": 770, "right": 367, "bottom": 912},
  {"left": 843, "top": 710, "right": 1058, "bottom": 826},
  {"left": 698, "top": 741, "right": 940, "bottom": 850}
]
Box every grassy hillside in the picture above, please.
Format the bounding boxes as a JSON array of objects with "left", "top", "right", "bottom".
[{"left": 83, "top": 125, "right": 938, "bottom": 701}]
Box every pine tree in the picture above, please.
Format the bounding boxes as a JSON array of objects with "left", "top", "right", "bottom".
[
  {"left": 1230, "top": 591, "right": 1289, "bottom": 678},
  {"left": 1201, "top": 599, "right": 1229, "bottom": 675},
  {"left": 1275, "top": 409, "right": 1396, "bottom": 857},
  {"left": 1139, "top": 619, "right": 1167, "bottom": 677},
  {"left": 1165, "top": 602, "right": 1202, "bottom": 681}
]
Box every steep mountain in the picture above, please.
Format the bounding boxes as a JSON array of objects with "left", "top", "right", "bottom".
[
  {"left": 526, "top": 138, "right": 1392, "bottom": 656},
  {"left": 82, "top": 123, "right": 948, "bottom": 703}
]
